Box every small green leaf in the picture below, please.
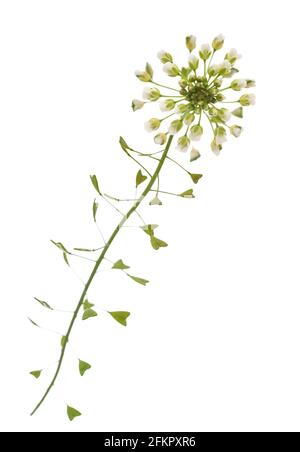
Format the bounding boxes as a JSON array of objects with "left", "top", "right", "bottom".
[
  {"left": 90, "top": 175, "right": 101, "bottom": 195},
  {"left": 63, "top": 252, "right": 70, "bottom": 267},
  {"left": 67, "top": 406, "right": 82, "bottom": 422},
  {"left": 136, "top": 169, "right": 148, "bottom": 188},
  {"left": 51, "top": 240, "right": 69, "bottom": 253},
  {"left": 189, "top": 173, "right": 203, "bottom": 184},
  {"left": 151, "top": 236, "right": 168, "bottom": 251},
  {"left": 140, "top": 224, "right": 159, "bottom": 237},
  {"left": 30, "top": 370, "right": 42, "bottom": 379},
  {"left": 112, "top": 259, "right": 130, "bottom": 270},
  {"left": 180, "top": 189, "right": 195, "bottom": 199},
  {"left": 28, "top": 318, "right": 39, "bottom": 328},
  {"left": 83, "top": 300, "right": 94, "bottom": 311},
  {"left": 82, "top": 309, "right": 98, "bottom": 321},
  {"left": 61, "top": 336, "right": 68, "bottom": 347},
  {"left": 128, "top": 275, "right": 149, "bottom": 286},
  {"left": 79, "top": 360, "right": 92, "bottom": 376},
  {"left": 119, "top": 136, "right": 129, "bottom": 152},
  {"left": 93, "top": 199, "right": 99, "bottom": 222},
  {"left": 34, "top": 297, "right": 53, "bottom": 310},
  {"left": 108, "top": 311, "right": 131, "bottom": 327}
]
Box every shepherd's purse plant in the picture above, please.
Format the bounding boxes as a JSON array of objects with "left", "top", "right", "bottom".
[{"left": 30, "top": 34, "right": 255, "bottom": 421}]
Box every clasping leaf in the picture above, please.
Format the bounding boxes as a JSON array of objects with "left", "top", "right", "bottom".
[
  {"left": 90, "top": 175, "right": 101, "bottom": 195},
  {"left": 136, "top": 170, "right": 147, "bottom": 188}
]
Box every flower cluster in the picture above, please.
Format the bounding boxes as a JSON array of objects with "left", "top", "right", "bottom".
[{"left": 133, "top": 34, "right": 255, "bottom": 159}]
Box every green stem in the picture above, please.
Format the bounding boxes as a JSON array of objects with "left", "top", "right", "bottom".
[
  {"left": 150, "top": 81, "right": 180, "bottom": 93},
  {"left": 30, "top": 135, "right": 174, "bottom": 417}
]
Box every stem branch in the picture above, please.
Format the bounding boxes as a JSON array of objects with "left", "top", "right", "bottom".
[{"left": 30, "top": 135, "right": 174, "bottom": 416}]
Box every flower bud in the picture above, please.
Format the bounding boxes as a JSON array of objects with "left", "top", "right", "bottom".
[
  {"left": 218, "top": 60, "right": 232, "bottom": 76},
  {"left": 159, "top": 99, "right": 176, "bottom": 112},
  {"left": 144, "top": 118, "right": 161, "bottom": 132},
  {"left": 169, "top": 119, "right": 183, "bottom": 134},
  {"left": 215, "top": 126, "right": 227, "bottom": 145},
  {"left": 246, "top": 79, "right": 256, "bottom": 88},
  {"left": 208, "top": 64, "right": 219, "bottom": 77},
  {"left": 231, "top": 79, "right": 247, "bottom": 91},
  {"left": 135, "top": 70, "right": 152, "bottom": 82},
  {"left": 218, "top": 108, "right": 231, "bottom": 122},
  {"left": 230, "top": 125, "right": 243, "bottom": 138},
  {"left": 163, "top": 63, "right": 181, "bottom": 77},
  {"left": 239, "top": 93, "right": 256, "bottom": 106},
  {"left": 176, "top": 103, "right": 189, "bottom": 114},
  {"left": 216, "top": 93, "right": 225, "bottom": 101},
  {"left": 186, "top": 35, "right": 197, "bottom": 53},
  {"left": 157, "top": 51, "right": 173, "bottom": 64},
  {"left": 212, "top": 34, "right": 225, "bottom": 51},
  {"left": 189, "top": 55, "right": 199, "bottom": 71},
  {"left": 132, "top": 99, "right": 145, "bottom": 112},
  {"left": 225, "top": 48, "right": 241, "bottom": 64},
  {"left": 214, "top": 79, "right": 222, "bottom": 88},
  {"left": 154, "top": 133, "right": 168, "bottom": 145},
  {"left": 190, "top": 148, "right": 201, "bottom": 162},
  {"left": 184, "top": 112, "right": 195, "bottom": 126},
  {"left": 199, "top": 44, "right": 212, "bottom": 61},
  {"left": 211, "top": 139, "right": 222, "bottom": 155},
  {"left": 143, "top": 87, "right": 161, "bottom": 101},
  {"left": 176, "top": 136, "right": 190, "bottom": 152},
  {"left": 190, "top": 124, "right": 203, "bottom": 141}
]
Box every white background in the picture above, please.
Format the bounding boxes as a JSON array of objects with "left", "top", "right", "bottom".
[{"left": 0, "top": 0, "right": 299, "bottom": 433}]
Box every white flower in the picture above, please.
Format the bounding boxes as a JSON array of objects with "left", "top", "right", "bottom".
[
  {"left": 212, "top": 34, "right": 225, "bottom": 51},
  {"left": 132, "top": 99, "right": 145, "bottom": 112},
  {"left": 225, "top": 48, "right": 242, "bottom": 64},
  {"left": 231, "top": 79, "right": 247, "bottom": 91},
  {"left": 199, "top": 43, "right": 212, "bottom": 60},
  {"left": 143, "top": 87, "right": 161, "bottom": 101},
  {"left": 211, "top": 140, "right": 222, "bottom": 156},
  {"left": 163, "top": 62, "right": 181, "bottom": 77},
  {"left": 186, "top": 35, "right": 197, "bottom": 52},
  {"left": 176, "top": 136, "right": 190, "bottom": 152},
  {"left": 190, "top": 148, "right": 201, "bottom": 162},
  {"left": 157, "top": 50, "right": 173, "bottom": 64},
  {"left": 218, "top": 108, "right": 231, "bottom": 122},
  {"left": 189, "top": 54, "right": 199, "bottom": 71},
  {"left": 239, "top": 93, "right": 256, "bottom": 106},
  {"left": 144, "top": 118, "right": 161, "bottom": 132},
  {"left": 159, "top": 99, "right": 176, "bottom": 112},
  {"left": 218, "top": 60, "right": 232, "bottom": 76},
  {"left": 215, "top": 126, "right": 227, "bottom": 145},
  {"left": 190, "top": 125, "right": 203, "bottom": 141},
  {"left": 169, "top": 119, "right": 183, "bottom": 134},
  {"left": 135, "top": 70, "right": 152, "bottom": 82},
  {"left": 208, "top": 64, "right": 219, "bottom": 77},
  {"left": 246, "top": 79, "right": 256, "bottom": 88},
  {"left": 154, "top": 133, "right": 168, "bottom": 145},
  {"left": 230, "top": 125, "right": 243, "bottom": 138}
]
